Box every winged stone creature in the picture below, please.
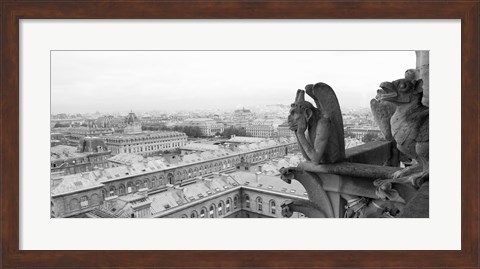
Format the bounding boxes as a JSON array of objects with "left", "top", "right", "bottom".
[
  {"left": 372, "top": 72, "right": 429, "bottom": 202},
  {"left": 279, "top": 83, "right": 346, "bottom": 218},
  {"left": 286, "top": 82, "right": 345, "bottom": 164}
]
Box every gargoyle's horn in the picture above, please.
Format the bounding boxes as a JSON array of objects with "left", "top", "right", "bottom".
[{"left": 295, "top": 89, "right": 306, "bottom": 103}]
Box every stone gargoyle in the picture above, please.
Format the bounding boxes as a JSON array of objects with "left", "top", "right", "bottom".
[
  {"left": 372, "top": 72, "right": 429, "bottom": 202},
  {"left": 279, "top": 83, "right": 346, "bottom": 218}
]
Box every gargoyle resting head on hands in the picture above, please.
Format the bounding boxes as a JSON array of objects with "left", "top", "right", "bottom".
[
  {"left": 287, "top": 90, "right": 320, "bottom": 132},
  {"left": 376, "top": 78, "right": 423, "bottom": 105}
]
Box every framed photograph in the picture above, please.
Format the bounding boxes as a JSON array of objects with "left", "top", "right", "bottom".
[{"left": 1, "top": 1, "right": 478, "bottom": 268}]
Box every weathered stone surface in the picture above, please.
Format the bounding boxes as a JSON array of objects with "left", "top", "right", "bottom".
[
  {"left": 416, "top": 51, "right": 429, "bottom": 107},
  {"left": 398, "top": 182, "right": 429, "bottom": 218},
  {"left": 287, "top": 83, "right": 345, "bottom": 164},
  {"left": 373, "top": 74, "right": 429, "bottom": 202}
]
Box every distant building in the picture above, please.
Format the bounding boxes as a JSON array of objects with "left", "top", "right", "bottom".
[
  {"left": 104, "top": 132, "right": 188, "bottom": 156},
  {"left": 246, "top": 120, "right": 276, "bottom": 138},
  {"left": 277, "top": 123, "right": 295, "bottom": 138},
  {"left": 103, "top": 112, "right": 188, "bottom": 156},
  {"left": 346, "top": 126, "right": 381, "bottom": 140},
  {"left": 51, "top": 137, "right": 111, "bottom": 177},
  {"left": 233, "top": 107, "right": 253, "bottom": 120},
  {"left": 53, "top": 126, "right": 114, "bottom": 146},
  {"left": 123, "top": 111, "right": 142, "bottom": 134},
  {"left": 89, "top": 171, "right": 308, "bottom": 219},
  {"left": 183, "top": 118, "right": 225, "bottom": 136},
  {"left": 51, "top": 138, "right": 297, "bottom": 217}
]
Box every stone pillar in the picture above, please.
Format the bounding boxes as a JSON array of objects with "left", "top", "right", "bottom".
[{"left": 416, "top": 51, "right": 429, "bottom": 107}]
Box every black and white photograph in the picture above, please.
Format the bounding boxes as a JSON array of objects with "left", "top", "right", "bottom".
[{"left": 50, "top": 50, "right": 429, "bottom": 219}]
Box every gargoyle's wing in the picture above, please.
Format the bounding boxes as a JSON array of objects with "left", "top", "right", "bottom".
[
  {"left": 305, "top": 83, "right": 345, "bottom": 159},
  {"left": 370, "top": 99, "right": 396, "bottom": 141}
]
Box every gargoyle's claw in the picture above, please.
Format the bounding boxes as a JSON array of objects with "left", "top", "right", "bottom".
[
  {"left": 281, "top": 200, "right": 294, "bottom": 218},
  {"left": 374, "top": 179, "right": 405, "bottom": 203},
  {"left": 408, "top": 171, "right": 428, "bottom": 189},
  {"left": 392, "top": 170, "right": 404, "bottom": 179}
]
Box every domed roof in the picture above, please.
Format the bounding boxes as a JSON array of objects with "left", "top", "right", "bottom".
[{"left": 125, "top": 112, "right": 139, "bottom": 125}]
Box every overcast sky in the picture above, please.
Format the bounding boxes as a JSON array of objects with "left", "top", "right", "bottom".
[{"left": 51, "top": 51, "right": 415, "bottom": 114}]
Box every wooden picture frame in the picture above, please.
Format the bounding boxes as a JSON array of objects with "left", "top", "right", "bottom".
[{"left": 1, "top": 1, "right": 478, "bottom": 268}]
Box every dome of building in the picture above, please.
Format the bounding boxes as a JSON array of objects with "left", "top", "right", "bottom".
[{"left": 125, "top": 112, "right": 139, "bottom": 125}]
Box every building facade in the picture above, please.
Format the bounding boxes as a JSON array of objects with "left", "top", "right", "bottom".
[
  {"left": 346, "top": 127, "right": 382, "bottom": 140},
  {"left": 246, "top": 123, "right": 276, "bottom": 138},
  {"left": 51, "top": 138, "right": 112, "bottom": 177},
  {"left": 53, "top": 126, "right": 115, "bottom": 146},
  {"left": 51, "top": 140, "right": 297, "bottom": 217},
  {"left": 103, "top": 131, "right": 188, "bottom": 156},
  {"left": 277, "top": 124, "right": 295, "bottom": 138},
  {"left": 183, "top": 118, "right": 225, "bottom": 136}
]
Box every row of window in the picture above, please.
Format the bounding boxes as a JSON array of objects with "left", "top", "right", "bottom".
[
  {"left": 245, "top": 195, "right": 277, "bottom": 215},
  {"left": 105, "top": 135, "right": 187, "bottom": 144},
  {"left": 68, "top": 194, "right": 100, "bottom": 212},
  {"left": 102, "top": 149, "right": 286, "bottom": 195},
  {"left": 187, "top": 196, "right": 239, "bottom": 218},
  {"left": 183, "top": 195, "right": 278, "bottom": 218}
]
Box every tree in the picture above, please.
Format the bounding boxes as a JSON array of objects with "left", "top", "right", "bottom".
[
  {"left": 362, "top": 132, "right": 379, "bottom": 143},
  {"left": 220, "top": 126, "right": 247, "bottom": 138},
  {"left": 344, "top": 130, "right": 356, "bottom": 139},
  {"left": 53, "top": 122, "right": 69, "bottom": 128}
]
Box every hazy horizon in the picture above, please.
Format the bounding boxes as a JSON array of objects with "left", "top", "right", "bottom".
[{"left": 51, "top": 50, "right": 415, "bottom": 114}]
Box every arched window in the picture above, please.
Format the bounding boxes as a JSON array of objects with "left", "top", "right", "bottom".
[
  {"left": 209, "top": 205, "right": 215, "bottom": 218},
  {"left": 256, "top": 197, "right": 263, "bottom": 212},
  {"left": 127, "top": 182, "right": 134, "bottom": 193},
  {"left": 234, "top": 195, "right": 239, "bottom": 209},
  {"left": 69, "top": 198, "right": 80, "bottom": 211},
  {"left": 80, "top": 196, "right": 89, "bottom": 207},
  {"left": 91, "top": 193, "right": 100, "bottom": 205},
  {"left": 218, "top": 202, "right": 223, "bottom": 216},
  {"left": 245, "top": 195, "right": 250, "bottom": 209},
  {"left": 143, "top": 179, "right": 149, "bottom": 189},
  {"left": 135, "top": 181, "right": 142, "bottom": 191},
  {"left": 270, "top": 200, "right": 276, "bottom": 215},
  {"left": 226, "top": 199, "right": 231, "bottom": 213},
  {"left": 167, "top": 173, "right": 174, "bottom": 184},
  {"left": 109, "top": 186, "right": 116, "bottom": 196},
  {"left": 190, "top": 211, "right": 198, "bottom": 218},
  {"left": 200, "top": 208, "right": 206, "bottom": 218},
  {"left": 119, "top": 184, "right": 126, "bottom": 195}
]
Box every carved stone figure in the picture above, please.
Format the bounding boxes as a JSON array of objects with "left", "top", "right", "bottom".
[
  {"left": 372, "top": 74, "right": 429, "bottom": 201},
  {"left": 281, "top": 199, "right": 327, "bottom": 218},
  {"left": 343, "top": 195, "right": 404, "bottom": 218},
  {"left": 287, "top": 83, "right": 345, "bottom": 164},
  {"left": 280, "top": 83, "right": 345, "bottom": 218}
]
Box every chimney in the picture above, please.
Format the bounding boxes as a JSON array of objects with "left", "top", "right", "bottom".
[
  {"left": 255, "top": 171, "right": 262, "bottom": 182},
  {"left": 174, "top": 185, "right": 185, "bottom": 199}
]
